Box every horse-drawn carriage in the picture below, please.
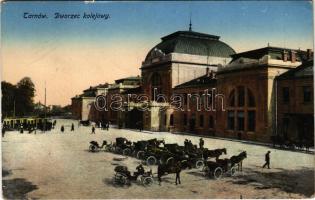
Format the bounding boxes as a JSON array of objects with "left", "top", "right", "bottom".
[
  {"left": 112, "top": 137, "right": 134, "bottom": 155},
  {"left": 202, "top": 151, "right": 247, "bottom": 179},
  {"left": 89, "top": 140, "right": 113, "bottom": 152},
  {"left": 113, "top": 165, "right": 154, "bottom": 186},
  {"left": 80, "top": 120, "right": 90, "bottom": 126}
]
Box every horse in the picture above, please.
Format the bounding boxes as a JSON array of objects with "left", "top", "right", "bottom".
[
  {"left": 230, "top": 151, "right": 247, "bottom": 171},
  {"left": 203, "top": 148, "right": 227, "bottom": 160},
  {"left": 157, "top": 161, "right": 182, "bottom": 185}
]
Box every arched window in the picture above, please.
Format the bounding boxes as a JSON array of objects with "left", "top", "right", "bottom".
[
  {"left": 237, "top": 86, "right": 245, "bottom": 107},
  {"left": 229, "top": 89, "right": 235, "bottom": 107},
  {"left": 227, "top": 86, "right": 256, "bottom": 133},
  {"left": 199, "top": 115, "right": 204, "bottom": 127},
  {"left": 150, "top": 73, "right": 162, "bottom": 101},
  {"left": 247, "top": 88, "right": 255, "bottom": 107}
]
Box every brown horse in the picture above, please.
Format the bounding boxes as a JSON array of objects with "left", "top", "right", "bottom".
[
  {"left": 157, "top": 161, "right": 182, "bottom": 185},
  {"left": 203, "top": 148, "right": 227, "bottom": 160}
]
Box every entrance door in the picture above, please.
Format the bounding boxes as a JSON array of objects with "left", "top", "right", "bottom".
[{"left": 126, "top": 108, "right": 143, "bottom": 129}]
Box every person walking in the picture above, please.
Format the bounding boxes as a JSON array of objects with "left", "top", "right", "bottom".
[
  {"left": 262, "top": 151, "right": 271, "bottom": 169},
  {"left": 71, "top": 123, "right": 74, "bottom": 132},
  {"left": 92, "top": 126, "right": 95, "bottom": 134},
  {"left": 106, "top": 121, "right": 109, "bottom": 131}
]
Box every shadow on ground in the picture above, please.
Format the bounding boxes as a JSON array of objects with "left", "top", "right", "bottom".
[
  {"left": 228, "top": 167, "right": 314, "bottom": 197},
  {"left": 2, "top": 178, "right": 38, "bottom": 199}
]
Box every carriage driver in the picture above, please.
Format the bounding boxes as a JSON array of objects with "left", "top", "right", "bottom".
[{"left": 134, "top": 164, "right": 145, "bottom": 177}]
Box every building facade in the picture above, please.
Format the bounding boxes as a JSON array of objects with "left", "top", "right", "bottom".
[
  {"left": 140, "top": 30, "right": 235, "bottom": 131},
  {"left": 71, "top": 29, "right": 313, "bottom": 144},
  {"left": 276, "top": 59, "right": 314, "bottom": 143}
]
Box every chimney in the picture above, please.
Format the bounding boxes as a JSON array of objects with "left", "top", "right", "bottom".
[
  {"left": 291, "top": 50, "right": 296, "bottom": 63},
  {"left": 307, "top": 49, "right": 313, "bottom": 60},
  {"left": 282, "top": 51, "right": 288, "bottom": 62}
]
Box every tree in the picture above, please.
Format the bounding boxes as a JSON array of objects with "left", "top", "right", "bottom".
[
  {"left": 1, "top": 81, "right": 17, "bottom": 117},
  {"left": 15, "top": 77, "right": 35, "bottom": 116}
]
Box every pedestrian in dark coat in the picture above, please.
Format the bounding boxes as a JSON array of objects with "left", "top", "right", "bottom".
[
  {"left": 71, "top": 123, "right": 74, "bottom": 131},
  {"left": 262, "top": 151, "right": 271, "bottom": 169},
  {"left": 61, "top": 125, "right": 64, "bottom": 133},
  {"left": 2, "top": 128, "right": 5, "bottom": 137},
  {"left": 92, "top": 126, "right": 95, "bottom": 134},
  {"left": 199, "top": 138, "right": 204, "bottom": 149}
]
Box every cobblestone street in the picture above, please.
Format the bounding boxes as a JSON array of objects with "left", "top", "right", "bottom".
[{"left": 2, "top": 119, "right": 314, "bottom": 199}]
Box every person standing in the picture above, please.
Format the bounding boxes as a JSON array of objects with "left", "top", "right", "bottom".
[
  {"left": 199, "top": 138, "right": 204, "bottom": 149},
  {"left": 262, "top": 151, "right": 271, "bottom": 169},
  {"left": 20, "top": 124, "right": 24, "bottom": 134},
  {"left": 61, "top": 125, "right": 64, "bottom": 133},
  {"left": 71, "top": 123, "right": 74, "bottom": 132},
  {"left": 2, "top": 127, "right": 5, "bottom": 137},
  {"left": 92, "top": 126, "right": 95, "bottom": 134},
  {"left": 106, "top": 121, "right": 109, "bottom": 131}
]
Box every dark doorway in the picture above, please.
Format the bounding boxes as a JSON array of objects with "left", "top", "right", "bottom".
[
  {"left": 189, "top": 118, "right": 195, "bottom": 132},
  {"left": 125, "top": 108, "right": 143, "bottom": 129},
  {"left": 297, "top": 114, "right": 314, "bottom": 143}
]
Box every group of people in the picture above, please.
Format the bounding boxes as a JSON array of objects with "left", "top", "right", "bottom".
[{"left": 60, "top": 123, "right": 75, "bottom": 133}]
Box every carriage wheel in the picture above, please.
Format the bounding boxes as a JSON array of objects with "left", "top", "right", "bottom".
[
  {"left": 104, "top": 145, "right": 111, "bottom": 152},
  {"left": 89, "top": 145, "right": 97, "bottom": 152},
  {"left": 146, "top": 156, "right": 157, "bottom": 166},
  {"left": 137, "top": 151, "right": 145, "bottom": 160},
  {"left": 114, "top": 173, "right": 128, "bottom": 185},
  {"left": 213, "top": 167, "right": 223, "bottom": 179},
  {"left": 123, "top": 148, "right": 131, "bottom": 156},
  {"left": 142, "top": 176, "right": 154, "bottom": 186},
  {"left": 195, "top": 160, "right": 204, "bottom": 169},
  {"left": 115, "top": 147, "right": 122, "bottom": 154},
  {"left": 166, "top": 157, "right": 174, "bottom": 165},
  {"left": 230, "top": 166, "right": 237, "bottom": 176}
]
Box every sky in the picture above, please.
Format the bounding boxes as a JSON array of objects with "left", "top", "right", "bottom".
[{"left": 1, "top": 1, "right": 314, "bottom": 106}]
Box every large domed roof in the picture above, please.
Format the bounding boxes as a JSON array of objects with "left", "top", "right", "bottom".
[{"left": 145, "top": 31, "right": 236, "bottom": 61}]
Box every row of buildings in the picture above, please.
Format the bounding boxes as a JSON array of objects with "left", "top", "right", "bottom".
[{"left": 72, "top": 29, "right": 313, "bottom": 143}]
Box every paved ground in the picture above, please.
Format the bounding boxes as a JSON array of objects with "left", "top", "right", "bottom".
[{"left": 2, "top": 119, "right": 314, "bottom": 199}]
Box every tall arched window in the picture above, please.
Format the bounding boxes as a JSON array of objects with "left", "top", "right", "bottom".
[
  {"left": 150, "top": 73, "right": 162, "bottom": 101},
  {"left": 247, "top": 88, "right": 255, "bottom": 107},
  {"left": 229, "top": 89, "right": 235, "bottom": 107},
  {"left": 227, "top": 87, "right": 256, "bottom": 133}
]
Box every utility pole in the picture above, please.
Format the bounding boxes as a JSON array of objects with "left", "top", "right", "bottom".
[
  {"left": 44, "top": 82, "right": 47, "bottom": 133},
  {"left": 13, "top": 100, "right": 16, "bottom": 118}
]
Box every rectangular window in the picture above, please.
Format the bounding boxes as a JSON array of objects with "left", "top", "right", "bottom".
[
  {"left": 199, "top": 115, "right": 204, "bottom": 127},
  {"left": 227, "top": 111, "right": 235, "bottom": 130},
  {"left": 303, "top": 86, "right": 312, "bottom": 103},
  {"left": 238, "top": 86, "right": 245, "bottom": 107},
  {"left": 282, "top": 87, "right": 290, "bottom": 103},
  {"left": 247, "top": 111, "right": 255, "bottom": 132},
  {"left": 237, "top": 111, "right": 244, "bottom": 131}
]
